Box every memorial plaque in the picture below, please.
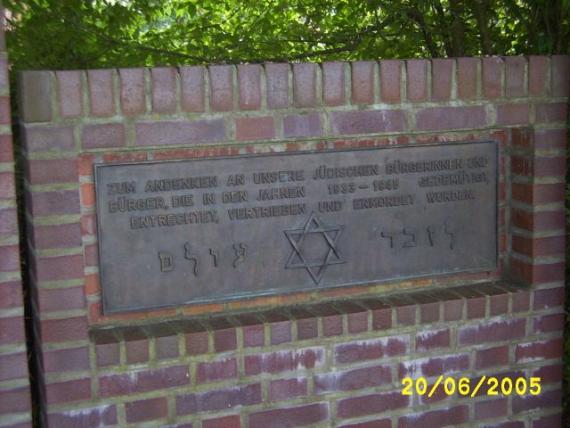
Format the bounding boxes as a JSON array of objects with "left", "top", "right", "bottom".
[{"left": 95, "top": 141, "right": 498, "bottom": 313}]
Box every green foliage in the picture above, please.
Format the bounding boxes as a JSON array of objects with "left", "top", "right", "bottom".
[{"left": 5, "top": 0, "right": 570, "bottom": 72}]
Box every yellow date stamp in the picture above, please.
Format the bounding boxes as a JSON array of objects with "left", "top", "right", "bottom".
[{"left": 401, "top": 376, "right": 542, "bottom": 398}]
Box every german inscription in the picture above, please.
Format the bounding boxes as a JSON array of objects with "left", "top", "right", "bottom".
[{"left": 95, "top": 141, "right": 498, "bottom": 313}]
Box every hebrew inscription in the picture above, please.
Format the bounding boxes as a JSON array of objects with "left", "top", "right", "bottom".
[{"left": 95, "top": 141, "right": 498, "bottom": 313}]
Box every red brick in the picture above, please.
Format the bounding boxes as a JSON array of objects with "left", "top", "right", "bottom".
[
  {"left": 516, "top": 338, "right": 563, "bottom": 362},
  {"left": 443, "top": 298, "right": 463, "bottom": 321},
  {"left": 270, "top": 320, "right": 291, "bottom": 345},
  {"left": 352, "top": 61, "right": 374, "bottom": 104},
  {"left": 505, "top": 56, "right": 526, "bottom": 97},
  {"left": 466, "top": 295, "right": 486, "bottom": 319},
  {"left": 135, "top": 119, "right": 225, "bottom": 146},
  {"left": 496, "top": 104, "right": 529, "bottom": 125},
  {"left": 458, "top": 318, "right": 525, "bottom": 345},
  {"left": 245, "top": 347, "right": 324, "bottom": 375},
  {"left": 406, "top": 59, "right": 427, "bottom": 101},
  {"left": 0, "top": 96, "right": 10, "bottom": 125},
  {"left": 399, "top": 354, "right": 469, "bottom": 378},
  {"left": 214, "top": 327, "right": 236, "bottom": 352},
  {"left": 43, "top": 346, "right": 89, "bottom": 373},
  {"left": 534, "top": 313, "right": 564, "bottom": 333},
  {"left": 96, "top": 342, "right": 120, "bottom": 367},
  {"left": 0, "top": 171, "right": 14, "bottom": 199},
  {"left": 535, "top": 102, "right": 567, "bottom": 123},
  {"left": 27, "top": 158, "right": 77, "bottom": 184},
  {"left": 315, "top": 365, "right": 391, "bottom": 394},
  {"left": 534, "top": 287, "right": 565, "bottom": 309},
  {"left": 512, "top": 388, "right": 561, "bottom": 413},
  {"left": 490, "top": 293, "right": 509, "bottom": 316},
  {"left": 238, "top": 64, "right": 261, "bottom": 110},
  {"left": 31, "top": 223, "right": 81, "bottom": 250},
  {"left": 0, "top": 281, "right": 23, "bottom": 310},
  {"left": 483, "top": 57, "right": 503, "bottom": 98},
  {"left": 186, "top": 331, "right": 208, "bottom": 355},
  {"left": 511, "top": 127, "right": 532, "bottom": 148},
  {"left": 512, "top": 209, "right": 565, "bottom": 231},
  {"left": 269, "top": 377, "right": 307, "bottom": 401},
  {"left": 151, "top": 67, "right": 176, "bottom": 113},
  {"left": 209, "top": 65, "right": 233, "bottom": 111},
  {"left": 534, "top": 363, "right": 563, "bottom": 384},
  {"left": 380, "top": 60, "right": 401, "bottom": 103},
  {"left": 126, "top": 397, "right": 167, "bottom": 424},
  {"left": 48, "top": 405, "right": 117, "bottom": 428},
  {"left": 532, "top": 413, "right": 563, "bottom": 428},
  {"left": 297, "top": 317, "right": 318, "bottom": 340},
  {"left": 431, "top": 58, "right": 453, "bottom": 100},
  {"left": 338, "top": 391, "right": 408, "bottom": 419},
  {"left": 331, "top": 110, "right": 406, "bottom": 135},
  {"left": 126, "top": 338, "right": 148, "bottom": 364},
  {"left": 46, "top": 378, "right": 91, "bottom": 404},
  {"left": 242, "top": 324, "right": 263, "bottom": 347},
  {"left": 533, "top": 128, "right": 566, "bottom": 150},
  {"left": 235, "top": 116, "right": 275, "bottom": 141},
  {"left": 87, "top": 69, "right": 115, "bottom": 117},
  {"left": 416, "top": 329, "right": 449, "bottom": 351},
  {"left": 348, "top": 311, "right": 368, "bottom": 333},
  {"left": 22, "top": 125, "right": 74, "bottom": 153},
  {"left": 511, "top": 259, "right": 565, "bottom": 284},
  {"left": 41, "top": 316, "right": 88, "bottom": 343},
  {"left": 342, "top": 422, "right": 392, "bottom": 428},
  {"left": 419, "top": 301, "right": 439, "bottom": 323},
  {"left": 529, "top": 56, "right": 549, "bottom": 96},
  {"left": 416, "top": 106, "right": 486, "bottom": 131},
  {"left": 156, "top": 334, "right": 179, "bottom": 359},
  {"left": 250, "top": 403, "right": 328, "bottom": 428},
  {"left": 197, "top": 357, "right": 237, "bottom": 383},
  {"left": 293, "top": 63, "right": 316, "bottom": 107},
  {"left": 335, "top": 336, "right": 408, "bottom": 364},
  {"left": 20, "top": 70, "right": 53, "bottom": 123},
  {"left": 100, "top": 365, "right": 190, "bottom": 397},
  {"left": 38, "top": 286, "right": 84, "bottom": 312},
  {"left": 0, "top": 134, "right": 13, "bottom": 162},
  {"left": 0, "top": 386, "right": 31, "bottom": 414},
  {"left": 395, "top": 305, "right": 415, "bottom": 326},
  {"left": 512, "top": 235, "right": 565, "bottom": 258},
  {"left": 371, "top": 306, "right": 392, "bottom": 330},
  {"left": 119, "top": 68, "right": 146, "bottom": 116},
  {"left": 323, "top": 314, "right": 342, "bottom": 337},
  {"left": 457, "top": 57, "right": 479, "bottom": 99},
  {"left": 35, "top": 254, "right": 84, "bottom": 282},
  {"left": 204, "top": 415, "right": 240, "bottom": 428},
  {"left": 551, "top": 55, "right": 570, "bottom": 96},
  {"left": 0, "top": 316, "right": 25, "bottom": 345},
  {"left": 0, "top": 352, "right": 28, "bottom": 381},
  {"left": 283, "top": 113, "right": 322, "bottom": 137},
  {"left": 57, "top": 71, "right": 82, "bottom": 118},
  {"left": 398, "top": 405, "right": 469, "bottom": 428},
  {"left": 475, "top": 345, "right": 509, "bottom": 369},
  {"left": 0, "top": 245, "right": 19, "bottom": 272},
  {"left": 180, "top": 66, "right": 204, "bottom": 112},
  {"left": 176, "top": 383, "right": 261, "bottom": 414},
  {"left": 512, "top": 183, "right": 565, "bottom": 205},
  {"left": 323, "top": 62, "right": 345, "bottom": 106},
  {"left": 474, "top": 398, "right": 508, "bottom": 420},
  {"left": 265, "top": 63, "right": 289, "bottom": 108}
]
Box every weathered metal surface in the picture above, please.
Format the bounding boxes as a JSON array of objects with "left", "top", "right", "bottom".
[{"left": 95, "top": 141, "right": 498, "bottom": 313}]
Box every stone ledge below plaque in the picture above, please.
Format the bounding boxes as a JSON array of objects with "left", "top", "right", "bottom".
[{"left": 90, "top": 281, "right": 528, "bottom": 344}]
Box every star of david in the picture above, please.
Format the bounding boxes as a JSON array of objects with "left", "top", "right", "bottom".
[{"left": 284, "top": 212, "right": 345, "bottom": 285}]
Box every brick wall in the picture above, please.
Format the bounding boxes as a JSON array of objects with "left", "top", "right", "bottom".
[
  {"left": 16, "top": 56, "right": 569, "bottom": 427},
  {"left": 0, "top": 5, "right": 33, "bottom": 428}
]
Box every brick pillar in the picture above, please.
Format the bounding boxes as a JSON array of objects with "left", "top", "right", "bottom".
[{"left": 0, "top": 4, "right": 33, "bottom": 428}]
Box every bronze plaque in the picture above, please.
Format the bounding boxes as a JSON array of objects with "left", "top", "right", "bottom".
[{"left": 95, "top": 141, "right": 498, "bottom": 313}]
